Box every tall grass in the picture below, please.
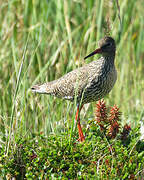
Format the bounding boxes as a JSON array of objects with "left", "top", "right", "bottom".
[{"left": 0, "top": 0, "right": 144, "bottom": 149}]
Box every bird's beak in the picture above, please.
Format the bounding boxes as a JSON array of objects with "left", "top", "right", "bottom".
[{"left": 84, "top": 48, "right": 102, "bottom": 60}]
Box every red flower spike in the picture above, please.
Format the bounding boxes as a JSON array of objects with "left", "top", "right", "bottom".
[
  {"left": 108, "top": 121, "right": 120, "bottom": 138},
  {"left": 95, "top": 100, "right": 108, "bottom": 123},
  {"left": 107, "top": 105, "right": 121, "bottom": 138},
  {"left": 95, "top": 100, "right": 108, "bottom": 132},
  {"left": 95, "top": 101, "right": 121, "bottom": 139},
  {"left": 99, "top": 124, "right": 105, "bottom": 131},
  {"left": 123, "top": 124, "right": 131, "bottom": 131},
  {"left": 121, "top": 124, "right": 131, "bottom": 140},
  {"left": 109, "top": 105, "right": 121, "bottom": 124}
]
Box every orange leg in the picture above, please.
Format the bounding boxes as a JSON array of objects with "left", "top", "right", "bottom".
[{"left": 75, "top": 105, "right": 85, "bottom": 142}]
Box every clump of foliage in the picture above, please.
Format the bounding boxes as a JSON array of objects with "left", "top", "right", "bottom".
[
  {"left": 94, "top": 100, "right": 131, "bottom": 140},
  {"left": 0, "top": 100, "right": 143, "bottom": 179}
]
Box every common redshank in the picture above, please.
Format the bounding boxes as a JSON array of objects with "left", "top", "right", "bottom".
[{"left": 31, "top": 36, "right": 117, "bottom": 141}]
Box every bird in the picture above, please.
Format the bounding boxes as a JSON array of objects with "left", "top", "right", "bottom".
[{"left": 31, "top": 36, "right": 117, "bottom": 142}]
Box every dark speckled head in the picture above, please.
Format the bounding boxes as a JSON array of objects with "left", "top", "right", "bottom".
[
  {"left": 99, "top": 36, "right": 116, "bottom": 55},
  {"left": 84, "top": 36, "right": 116, "bottom": 59}
]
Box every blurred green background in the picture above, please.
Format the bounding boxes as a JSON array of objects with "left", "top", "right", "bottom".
[{"left": 0, "top": 0, "right": 144, "bottom": 142}]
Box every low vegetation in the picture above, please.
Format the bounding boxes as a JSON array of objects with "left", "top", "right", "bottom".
[
  {"left": 0, "top": 0, "right": 144, "bottom": 179},
  {"left": 0, "top": 101, "right": 144, "bottom": 179}
]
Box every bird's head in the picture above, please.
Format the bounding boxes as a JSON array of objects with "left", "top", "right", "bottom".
[{"left": 84, "top": 36, "right": 116, "bottom": 60}]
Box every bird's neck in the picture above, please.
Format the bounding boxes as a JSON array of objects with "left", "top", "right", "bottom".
[{"left": 102, "top": 53, "right": 115, "bottom": 65}]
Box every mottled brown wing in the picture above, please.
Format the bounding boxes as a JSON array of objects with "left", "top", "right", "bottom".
[{"left": 45, "top": 66, "right": 89, "bottom": 101}]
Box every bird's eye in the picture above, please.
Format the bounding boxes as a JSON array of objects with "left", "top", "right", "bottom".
[
  {"left": 106, "top": 42, "right": 112, "bottom": 47},
  {"left": 102, "top": 42, "right": 112, "bottom": 49}
]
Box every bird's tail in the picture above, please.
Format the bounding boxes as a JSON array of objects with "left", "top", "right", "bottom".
[{"left": 31, "top": 84, "right": 48, "bottom": 94}]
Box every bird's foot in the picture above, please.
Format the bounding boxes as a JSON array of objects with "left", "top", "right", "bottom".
[
  {"left": 77, "top": 130, "right": 85, "bottom": 142},
  {"left": 77, "top": 122, "right": 85, "bottom": 142},
  {"left": 77, "top": 135, "right": 85, "bottom": 142}
]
